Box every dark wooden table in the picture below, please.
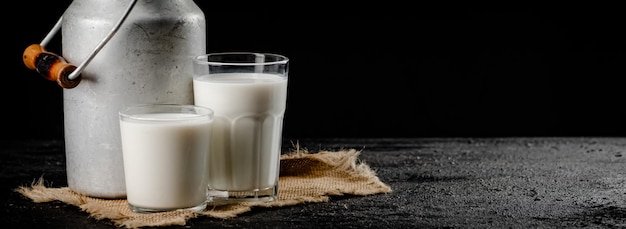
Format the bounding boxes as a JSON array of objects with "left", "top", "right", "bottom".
[{"left": 3, "top": 137, "right": 626, "bottom": 228}]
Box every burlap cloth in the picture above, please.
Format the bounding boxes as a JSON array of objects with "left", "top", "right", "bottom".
[{"left": 16, "top": 149, "right": 392, "bottom": 228}]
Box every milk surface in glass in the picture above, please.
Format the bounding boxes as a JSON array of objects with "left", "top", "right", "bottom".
[
  {"left": 193, "top": 73, "right": 287, "bottom": 193},
  {"left": 120, "top": 112, "right": 212, "bottom": 212}
]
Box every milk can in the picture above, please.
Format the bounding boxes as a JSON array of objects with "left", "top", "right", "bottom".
[{"left": 59, "top": 0, "right": 206, "bottom": 198}]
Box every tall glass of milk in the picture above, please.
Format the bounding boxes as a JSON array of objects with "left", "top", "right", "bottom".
[
  {"left": 192, "top": 52, "right": 289, "bottom": 204},
  {"left": 119, "top": 104, "right": 214, "bottom": 213}
]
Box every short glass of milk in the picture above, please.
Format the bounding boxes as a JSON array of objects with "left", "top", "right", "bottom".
[
  {"left": 119, "top": 104, "right": 214, "bottom": 213},
  {"left": 192, "top": 52, "right": 289, "bottom": 204}
]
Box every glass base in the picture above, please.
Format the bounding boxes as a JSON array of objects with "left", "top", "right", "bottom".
[
  {"left": 129, "top": 202, "right": 207, "bottom": 213},
  {"left": 207, "top": 185, "right": 278, "bottom": 205}
]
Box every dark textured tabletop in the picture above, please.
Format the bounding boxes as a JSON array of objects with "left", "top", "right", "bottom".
[{"left": 3, "top": 137, "right": 626, "bottom": 228}]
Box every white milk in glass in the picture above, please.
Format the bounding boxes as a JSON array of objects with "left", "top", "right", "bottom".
[
  {"left": 193, "top": 73, "right": 287, "bottom": 192},
  {"left": 120, "top": 113, "right": 212, "bottom": 211}
]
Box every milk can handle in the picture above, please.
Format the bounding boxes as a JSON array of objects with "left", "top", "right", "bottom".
[{"left": 22, "top": 0, "right": 138, "bottom": 88}]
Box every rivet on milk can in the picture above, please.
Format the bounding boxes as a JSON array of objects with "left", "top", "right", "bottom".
[{"left": 22, "top": 0, "right": 207, "bottom": 199}]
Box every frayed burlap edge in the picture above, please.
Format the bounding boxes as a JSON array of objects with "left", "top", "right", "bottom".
[{"left": 16, "top": 149, "right": 392, "bottom": 228}]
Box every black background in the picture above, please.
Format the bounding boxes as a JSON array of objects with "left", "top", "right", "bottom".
[{"left": 5, "top": 2, "right": 624, "bottom": 140}]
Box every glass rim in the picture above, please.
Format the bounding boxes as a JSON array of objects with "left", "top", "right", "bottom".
[
  {"left": 119, "top": 104, "right": 214, "bottom": 122},
  {"left": 193, "top": 52, "right": 289, "bottom": 66}
]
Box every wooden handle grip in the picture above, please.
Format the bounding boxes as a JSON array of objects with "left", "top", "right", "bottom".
[{"left": 23, "top": 44, "right": 81, "bottom": 88}]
